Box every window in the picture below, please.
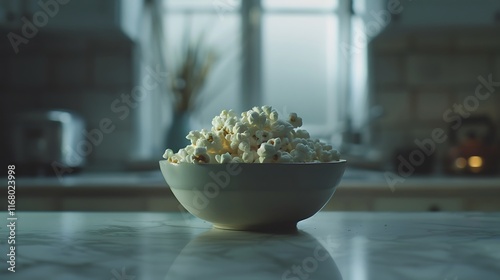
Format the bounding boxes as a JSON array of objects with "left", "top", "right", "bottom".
[
  {"left": 162, "top": 0, "right": 349, "bottom": 140},
  {"left": 262, "top": 0, "right": 342, "bottom": 138},
  {"left": 164, "top": 0, "right": 243, "bottom": 130}
]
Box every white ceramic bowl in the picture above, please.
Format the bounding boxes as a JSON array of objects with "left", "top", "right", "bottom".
[{"left": 159, "top": 160, "right": 347, "bottom": 231}]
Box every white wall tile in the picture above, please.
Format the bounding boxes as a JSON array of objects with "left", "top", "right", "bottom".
[
  {"left": 457, "top": 36, "right": 500, "bottom": 51},
  {"left": 406, "top": 55, "right": 450, "bottom": 86},
  {"left": 407, "top": 55, "right": 489, "bottom": 85},
  {"left": 93, "top": 54, "right": 131, "bottom": 87},
  {"left": 414, "top": 35, "right": 452, "bottom": 50},
  {"left": 90, "top": 130, "right": 131, "bottom": 162},
  {"left": 37, "top": 91, "right": 134, "bottom": 164},
  {"left": 54, "top": 57, "right": 87, "bottom": 87},
  {"left": 455, "top": 90, "right": 500, "bottom": 122},
  {"left": 37, "top": 92, "right": 81, "bottom": 111},
  {"left": 415, "top": 91, "right": 449, "bottom": 121},
  {"left": 0, "top": 57, "right": 11, "bottom": 86},
  {"left": 372, "top": 36, "right": 409, "bottom": 52},
  {"left": 495, "top": 56, "right": 500, "bottom": 82},
  {"left": 38, "top": 92, "right": 133, "bottom": 130},
  {"left": 406, "top": 126, "right": 449, "bottom": 162},
  {"left": 11, "top": 56, "right": 48, "bottom": 88},
  {"left": 79, "top": 91, "right": 133, "bottom": 131},
  {"left": 43, "top": 38, "right": 88, "bottom": 53},
  {"left": 452, "top": 55, "right": 490, "bottom": 84},
  {"left": 373, "top": 55, "right": 403, "bottom": 85},
  {"left": 372, "top": 128, "right": 408, "bottom": 163},
  {"left": 373, "top": 90, "right": 411, "bottom": 125},
  {"left": 0, "top": 37, "right": 136, "bottom": 166}
]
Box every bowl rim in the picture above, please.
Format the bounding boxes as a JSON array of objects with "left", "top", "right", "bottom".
[{"left": 159, "top": 159, "right": 347, "bottom": 166}]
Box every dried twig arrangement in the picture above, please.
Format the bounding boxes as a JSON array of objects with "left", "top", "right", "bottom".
[{"left": 168, "top": 28, "right": 217, "bottom": 112}]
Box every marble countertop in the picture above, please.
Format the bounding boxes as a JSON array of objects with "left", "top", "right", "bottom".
[{"left": 1, "top": 212, "right": 499, "bottom": 280}]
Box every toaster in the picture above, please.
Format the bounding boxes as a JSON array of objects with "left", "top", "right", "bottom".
[{"left": 13, "top": 110, "right": 86, "bottom": 176}]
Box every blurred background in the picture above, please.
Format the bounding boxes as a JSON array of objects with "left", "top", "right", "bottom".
[{"left": 0, "top": 0, "right": 499, "bottom": 211}]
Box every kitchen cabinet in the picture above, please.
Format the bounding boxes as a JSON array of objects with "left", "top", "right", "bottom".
[
  {"left": 1, "top": 0, "right": 142, "bottom": 40},
  {"left": 6, "top": 191, "right": 500, "bottom": 212},
  {"left": 392, "top": 0, "right": 500, "bottom": 28},
  {"left": 324, "top": 194, "right": 498, "bottom": 212},
  {"left": 3, "top": 169, "right": 499, "bottom": 212},
  {"left": 0, "top": 0, "right": 24, "bottom": 28},
  {"left": 372, "top": 198, "right": 463, "bottom": 212},
  {"left": 3, "top": 172, "right": 500, "bottom": 212}
]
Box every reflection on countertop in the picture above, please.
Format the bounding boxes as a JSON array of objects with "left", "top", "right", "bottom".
[
  {"left": 0, "top": 212, "right": 499, "bottom": 280},
  {"left": 166, "top": 229, "right": 342, "bottom": 280}
]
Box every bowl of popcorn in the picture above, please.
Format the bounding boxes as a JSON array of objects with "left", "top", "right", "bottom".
[{"left": 159, "top": 106, "right": 346, "bottom": 231}]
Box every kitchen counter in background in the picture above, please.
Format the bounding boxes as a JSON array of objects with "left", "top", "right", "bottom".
[
  {"left": 2, "top": 168, "right": 500, "bottom": 212},
  {"left": 0, "top": 212, "right": 499, "bottom": 280}
]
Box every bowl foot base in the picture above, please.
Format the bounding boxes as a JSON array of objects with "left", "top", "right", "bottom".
[{"left": 213, "top": 222, "right": 298, "bottom": 233}]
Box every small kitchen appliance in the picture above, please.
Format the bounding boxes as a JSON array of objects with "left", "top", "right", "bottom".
[{"left": 13, "top": 110, "right": 86, "bottom": 176}]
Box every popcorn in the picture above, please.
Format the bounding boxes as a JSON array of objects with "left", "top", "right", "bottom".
[
  {"left": 163, "top": 149, "right": 174, "bottom": 160},
  {"left": 266, "top": 138, "right": 281, "bottom": 150},
  {"left": 248, "top": 111, "right": 264, "bottom": 127},
  {"left": 195, "top": 131, "right": 224, "bottom": 154},
  {"left": 269, "top": 111, "right": 279, "bottom": 122},
  {"left": 191, "top": 147, "right": 210, "bottom": 163},
  {"left": 231, "top": 157, "right": 243, "bottom": 163},
  {"left": 257, "top": 142, "right": 278, "bottom": 163},
  {"left": 294, "top": 129, "right": 310, "bottom": 139},
  {"left": 291, "top": 143, "right": 312, "bottom": 162},
  {"left": 215, "top": 152, "right": 232, "bottom": 164},
  {"left": 242, "top": 151, "right": 258, "bottom": 163},
  {"left": 255, "top": 130, "right": 272, "bottom": 143},
  {"left": 232, "top": 122, "right": 248, "bottom": 134},
  {"left": 288, "top": 113, "right": 303, "bottom": 128},
  {"left": 238, "top": 141, "right": 251, "bottom": 153},
  {"left": 227, "top": 132, "right": 249, "bottom": 152},
  {"left": 212, "top": 110, "right": 238, "bottom": 135},
  {"left": 186, "top": 130, "right": 202, "bottom": 145},
  {"left": 278, "top": 151, "right": 293, "bottom": 163},
  {"left": 262, "top": 105, "right": 273, "bottom": 116},
  {"left": 166, "top": 148, "right": 188, "bottom": 163},
  {"left": 270, "top": 119, "right": 294, "bottom": 139},
  {"left": 162, "top": 106, "right": 341, "bottom": 164}
]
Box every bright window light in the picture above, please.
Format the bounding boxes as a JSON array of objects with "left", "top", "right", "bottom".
[{"left": 263, "top": 0, "right": 338, "bottom": 11}]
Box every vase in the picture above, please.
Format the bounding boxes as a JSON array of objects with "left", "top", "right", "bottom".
[{"left": 165, "top": 111, "right": 192, "bottom": 152}]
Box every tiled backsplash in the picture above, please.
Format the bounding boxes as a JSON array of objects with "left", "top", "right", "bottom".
[
  {"left": 0, "top": 36, "right": 135, "bottom": 168},
  {"left": 369, "top": 30, "right": 500, "bottom": 164}
]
